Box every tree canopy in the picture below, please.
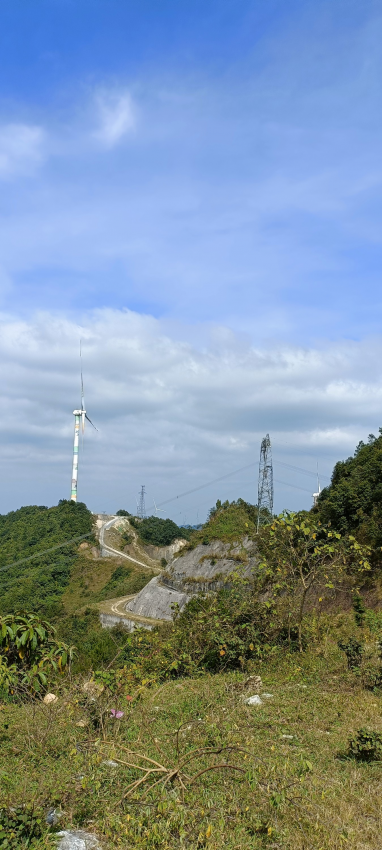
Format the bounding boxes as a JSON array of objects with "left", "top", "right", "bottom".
[
  {"left": 315, "top": 431, "right": 382, "bottom": 547},
  {"left": 0, "top": 500, "right": 93, "bottom": 616},
  {"left": 133, "top": 515, "right": 190, "bottom": 547}
]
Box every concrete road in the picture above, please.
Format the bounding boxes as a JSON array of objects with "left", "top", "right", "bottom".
[{"left": 99, "top": 516, "right": 153, "bottom": 570}]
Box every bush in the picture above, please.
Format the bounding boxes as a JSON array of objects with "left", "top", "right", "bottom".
[
  {"left": 111, "top": 580, "right": 277, "bottom": 684},
  {"left": 338, "top": 637, "right": 364, "bottom": 670},
  {"left": 0, "top": 804, "right": 45, "bottom": 848},
  {"left": 347, "top": 728, "right": 382, "bottom": 762},
  {"left": 0, "top": 612, "right": 74, "bottom": 695}
]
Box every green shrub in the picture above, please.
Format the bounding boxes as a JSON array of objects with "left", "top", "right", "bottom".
[
  {"left": 338, "top": 637, "right": 364, "bottom": 670},
  {"left": 56, "top": 609, "right": 130, "bottom": 673},
  {"left": 0, "top": 612, "right": 74, "bottom": 695},
  {"left": 347, "top": 728, "right": 382, "bottom": 761},
  {"left": 0, "top": 805, "right": 45, "bottom": 848},
  {"left": 353, "top": 593, "right": 366, "bottom": 627}
]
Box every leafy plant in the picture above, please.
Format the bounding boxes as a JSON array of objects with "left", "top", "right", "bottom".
[
  {"left": 0, "top": 805, "right": 44, "bottom": 848},
  {"left": 338, "top": 637, "right": 364, "bottom": 670},
  {"left": 347, "top": 728, "right": 382, "bottom": 762},
  {"left": 352, "top": 593, "right": 367, "bottom": 627},
  {"left": 0, "top": 612, "right": 74, "bottom": 694},
  {"left": 258, "top": 513, "right": 372, "bottom": 652}
]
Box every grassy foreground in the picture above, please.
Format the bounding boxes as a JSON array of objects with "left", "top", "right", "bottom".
[{"left": 1, "top": 634, "right": 382, "bottom": 849}]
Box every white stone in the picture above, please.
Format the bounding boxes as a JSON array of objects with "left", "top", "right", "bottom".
[
  {"left": 43, "top": 693, "right": 58, "bottom": 705},
  {"left": 281, "top": 735, "right": 294, "bottom": 740},
  {"left": 261, "top": 693, "right": 273, "bottom": 699},
  {"left": 245, "top": 695, "right": 263, "bottom": 706},
  {"left": 56, "top": 830, "right": 101, "bottom": 849}
]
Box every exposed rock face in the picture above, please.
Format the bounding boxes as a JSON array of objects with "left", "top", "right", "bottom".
[
  {"left": 166, "top": 536, "right": 257, "bottom": 591},
  {"left": 123, "top": 536, "right": 258, "bottom": 622},
  {"left": 142, "top": 538, "right": 187, "bottom": 563},
  {"left": 125, "top": 576, "right": 189, "bottom": 621}
]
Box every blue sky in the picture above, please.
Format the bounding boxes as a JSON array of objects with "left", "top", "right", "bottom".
[{"left": 0, "top": 0, "right": 381, "bottom": 517}]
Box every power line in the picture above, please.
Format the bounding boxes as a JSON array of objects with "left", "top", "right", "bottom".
[
  {"left": 274, "top": 459, "right": 330, "bottom": 481},
  {"left": 145, "top": 455, "right": 330, "bottom": 515},
  {"left": 0, "top": 532, "right": 94, "bottom": 575},
  {"left": 273, "top": 478, "right": 314, "bottom": 494},
  {"left": 146, "top": 461, "right": 259, "bottom": 512}
]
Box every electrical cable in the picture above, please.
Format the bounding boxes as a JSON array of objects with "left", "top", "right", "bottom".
[{"left": 0, "top": 532, "right": 94, "bottom": 574}]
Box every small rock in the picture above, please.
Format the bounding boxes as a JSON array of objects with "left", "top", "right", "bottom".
[
  {"left": 281, "top": 734, "right": 294, "bottom": 740},
  {"left": 101, "top": 759, "right": 118, "bottom": 767},
  {"left": 43, "top": 693, "right": 58, "bottom": 705},
  {"left": 245, "top": 695, "right": 263, "bottom": 706},
  {"left": 82, "top": 681, "right": 104, "bottom": 697},
  {"left": 76, "top": 719, "right": 88, "bottom": 728},
  {"left": 56, "top": 830, "right": 101, "bottom": 849},
  {"left": 244, "top": 675, "right": 262, "bottom": 691},
  {"left": 46, "top": 807, "right": 62, "bottom": 826},
  {"left": 261, "top": 693, "right": 273, "bottom": 699},
  {"left": 79, "top": 542, "right": 89, "bottom": 550}
]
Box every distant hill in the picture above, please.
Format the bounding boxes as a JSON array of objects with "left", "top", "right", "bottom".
[
  {"left": 315, "top": 430, "right": 382, "bottom": 548},
  {"left": 0, "top": 499, "right": 93, "bottom": 616}
]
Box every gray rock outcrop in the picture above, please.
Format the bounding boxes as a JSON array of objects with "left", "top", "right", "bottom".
[
  {"left": 123, "top": 536, "right": 258, "bottom": 623},
  {"left": 125, "top": 576, "right": 189, "bottom": 621}
]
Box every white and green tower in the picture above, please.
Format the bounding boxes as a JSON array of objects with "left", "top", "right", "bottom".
[{"left": 70, "top": 349, "right": 97, "bottom": 502}]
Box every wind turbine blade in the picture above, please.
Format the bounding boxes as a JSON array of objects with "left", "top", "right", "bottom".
[
  {"left": 80, "top": 340, "right": 85, "bottom": 411},
  {"left": 85, "top": 413, "right": 98, "bottom": 431}
]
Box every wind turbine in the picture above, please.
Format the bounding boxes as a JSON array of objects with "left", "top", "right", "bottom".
[
  {"left": 312, "top": 462, "right": 321, "bottom": 508},
  {"left": 70, "top": 343, "right": 98, "bottom": 502},
  {"left": 153, "top": 500, "right": 164, "bottom": 516}
]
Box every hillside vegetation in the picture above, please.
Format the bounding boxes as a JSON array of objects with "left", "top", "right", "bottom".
[
  {"left": 316, "top": 429, "right": 382, "bottom": 547},
  {"left": 1, "top": 433, "right": 382, "bottom": 847},
  {"left": 0, "top": 500, "right": 93, "bottom": 618}
]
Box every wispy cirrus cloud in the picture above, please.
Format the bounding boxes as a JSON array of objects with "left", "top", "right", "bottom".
[
  {"left": 0, "top": 123, "right": 45, "bottom": 179},
  {"left": 93, "top": 89, "right": 136, "bottom": 147}
]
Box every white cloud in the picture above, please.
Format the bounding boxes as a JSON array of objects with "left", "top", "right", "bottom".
[
  {"left": 0, "top": 308, "right": 380, "bottom": 518},
  {"left": 94, "top": 89, "right": 136, "bottom": 147},
  {"left": 0, "top": 123, "right": 45, "bottom": 178}
]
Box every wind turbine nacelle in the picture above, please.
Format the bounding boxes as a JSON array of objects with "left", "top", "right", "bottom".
[{"left": 73, "top": 409, "right": 85, "bottom": 415}]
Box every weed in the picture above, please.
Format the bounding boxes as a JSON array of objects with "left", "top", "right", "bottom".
[
  {"left": 347, "top": 728, "right": 382, "bottom": 762},
  {"left": 338, "top": 637, "right": 364, "bottom": 670}
]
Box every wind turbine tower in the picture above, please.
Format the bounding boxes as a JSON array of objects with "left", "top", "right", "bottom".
[
  {"left": 257, "top": 434, "right": 274, "bottom": 531},
  {"left": 312, "top": 464, "right": 321, "bottom": 507},
  {"left": 70, "top": 345, "right": 97, "bottom": 502}
]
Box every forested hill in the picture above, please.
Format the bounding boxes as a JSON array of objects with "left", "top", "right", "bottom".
[
  {"left": 316, "top": 430, "right": 382, "bottom": 547},
  {"left": 0, "top": 500, "right": 93, "bottom": 617}
]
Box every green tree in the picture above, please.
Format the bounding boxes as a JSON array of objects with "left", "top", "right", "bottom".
[
  {"left": 258, "top": 513, "right": 371, "bottom": 652},
  {"left": 315, "top": 431, "right": 382, "bottom": 548}
]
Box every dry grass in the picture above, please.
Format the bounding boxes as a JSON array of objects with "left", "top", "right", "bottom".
[{"left": 1, "top": 641, "right": 382, "bottom": 848}]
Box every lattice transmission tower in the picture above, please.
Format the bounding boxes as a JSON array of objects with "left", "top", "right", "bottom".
[
  {"left": 137, "top": 485, "right": 146, "bottom": 519},
  {"left": 257, "top": 434, "right": 274, "bottom": 531}
]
